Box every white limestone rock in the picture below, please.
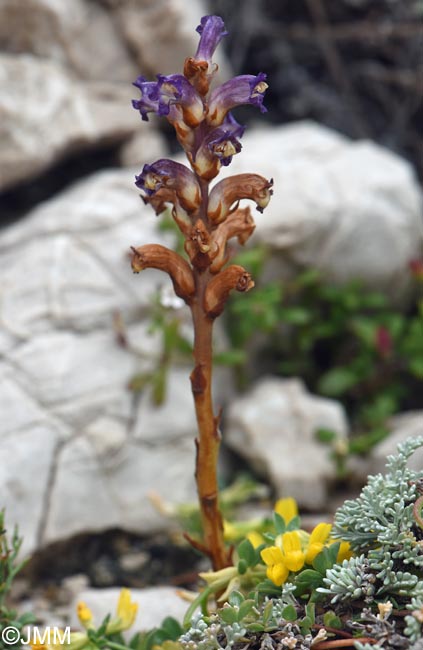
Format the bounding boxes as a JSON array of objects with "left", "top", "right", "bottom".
[
  {"left": 0, "top": 0, "right": 137, "bottom": 82},
  {"left": 70, "top": 586, "right": 189, "bottom": 632},
  {"left": 0, "top": 422, "right": 62, "bottom": 555},
  {"left": 219, "top": 122, "right": 423, "bottom": 301},
  {"left": 0, "top": 54, "right": 163, "bottom": 191},
  {"left": 224, "top": 377, "right": 349, "bottom": 509},
  {"left": 0, "top": 167, "right": 230, "bottom": 553}
]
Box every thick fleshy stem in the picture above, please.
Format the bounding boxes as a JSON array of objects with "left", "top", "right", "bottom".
[{"left": 189, "top": 177, "right": 231, "bottom": 570}]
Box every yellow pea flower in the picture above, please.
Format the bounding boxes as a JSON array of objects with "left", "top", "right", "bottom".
[
  {"left": 279, "top": 531, "right": 305, "bottom": 572},
  {"left": 305, "top": 523, "right": 332, "bottom": 564},
  {"left": 246, "top": 531, "right": 265, "bottom": 548},
  {"left": 336, "top": 540, "right": 353, "bottom": 562},
  {"left": 267, "top": 562, "right": 289, "bottom": 586},
  {"left": 260, "top": 545, "right": 289, "bottom": 586},
  {"left": 77, "top": 601, "right": 94, "bottom": 629},
  {"left": 116, "top": 588, "right": 138, "bottom": 630},
  {"left": 223, "top": 520, "right": 239, "bottom": 542},
  {"left": 274, "top": 497, "right": 298, "bottom": 524}
]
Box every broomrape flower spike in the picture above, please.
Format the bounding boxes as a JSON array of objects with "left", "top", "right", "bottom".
[{"left": 131, "top": 15, "right": 272, "bottom": 570}]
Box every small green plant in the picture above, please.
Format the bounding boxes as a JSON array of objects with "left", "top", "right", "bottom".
[
  {"left": 0, "top": 512, "right": 35, "bottom": 650},
  {"left": 226, "top": 248, "right": 423, "bottom": 453}
]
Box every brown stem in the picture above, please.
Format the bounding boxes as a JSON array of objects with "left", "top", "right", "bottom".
[
  {"left": 189, "top": 177, "right": 231, "bottom": 571},
  {"left": 313, "top": 639, "right": 377, "bottom": 649}
]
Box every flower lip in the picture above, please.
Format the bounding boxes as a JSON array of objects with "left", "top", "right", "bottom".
[
  {"left": 132, "top": 76, "right": 161, "bottom": 121},
  {"left": 135, "top": 159, "right": 201, "bottom": 214},
  {"left": 133, "top": 74, "right": 204, "bottom": 126},
  {"left": 207, "top": 113, "right": 245, "bottom": 166},
  {"left": 195, "top": 15, "right": 228, "bottom": 63},
  {"left": 207, "top": 73, "right": 269, "bottom": 126}
]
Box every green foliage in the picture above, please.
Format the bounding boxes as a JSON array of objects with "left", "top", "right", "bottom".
[
  {"left": 0, "top": 511, "right": 35, "bottom": 650},
  {"left": 226, "top": 247, "right": 423, "bottom": 452}
]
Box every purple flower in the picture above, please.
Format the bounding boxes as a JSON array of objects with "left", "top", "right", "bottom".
[
  {"left": 133, "top": 74, "right": 204, "bottom": 126},
  {"left": 207, "top": 73, "right": 268, "bottom": 126},
  {"left": 194, "top": 15, "right": 228, "bottom": 64},
  {"left": 184, "top": 15, "right": 228, "bottom": 95},
  {"left": 132, "top": 76, "right": 161, "bottom": 121},
  {"left": 207, "top": 113, "right": 245, "bottom": 166},
  {"left": 191, "top": 113, "right": 245, "bottom": 179},
  {"left": 135, "top": 159, "right": 201, "bottom": 214}
]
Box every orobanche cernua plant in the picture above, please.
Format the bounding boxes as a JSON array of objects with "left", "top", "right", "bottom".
[{"left": 130, "top": 15, "right": 272, "bottom": 570}]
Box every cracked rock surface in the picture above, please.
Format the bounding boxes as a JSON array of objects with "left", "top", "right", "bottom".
[
  {"left": 0, "top": 0, "right": 223, "bottom": 192},
  {"left": 0, "top": 168, "right": 205, "bottom": 555}
]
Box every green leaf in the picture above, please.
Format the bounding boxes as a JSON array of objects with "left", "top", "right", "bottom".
[
  {"left": 323, "top": 610, "right": 343, "bottom": 629},
  {"left": 219, "top": 606, "right": 238, "bottom": 625},
  {"left": 237, "top": 558, "right": 248, "bottom": 575},
  {"left": 282, "top": 605, "right": 297, "bottom": 622},
  {"left": 273, "top": 512, "right": 286, "bottom": 534},
  {"left": 318, "top": 367, "right": 360, "bottom": 396},
  {"left": 286, "top": 515, "right": 301, "bottom": 531},
  {"left": 261, "top": 600, "right": 274, "bottom": 625},
  {"left": 237, "top": 539, "right": 256, "bottom": 567},
  {"left": 238, "top": 599, "right": 255, "bottom": 620},
  {"left": 229, "top": 591, "right": 244, "bottom": 607},
  {"left": 160, "top": 617, "right": 184, "bottom": 640},
  {"left": 313, "top": 544, "right": 340, "bottom": 575},
  {"left": 247, "top": 623, "right": 265, "bottom": 632},
  {"left": 305, "top": 602, "right": 315, "bottom": 623},
  {"left": 294, "top": 569, "right": 324, "bottom": 592}
]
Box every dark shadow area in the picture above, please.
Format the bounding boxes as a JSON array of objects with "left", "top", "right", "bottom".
[{"left": 209, "top": 0, "right": 423, "bottom": 180}]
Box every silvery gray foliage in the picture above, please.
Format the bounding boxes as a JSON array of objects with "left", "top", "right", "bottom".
[
  {"left": 332, "top": 436, "right": 423, "bottom": 553},
  {"left": 318, "top": 436, "right": 423, "bottom": 644},
  {"left": 317, "top": 555, "right": 376, "bottom": 604}
]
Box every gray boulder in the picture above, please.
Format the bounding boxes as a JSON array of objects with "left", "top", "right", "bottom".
[
  {"left": 221, "top": 122, "right": 423, "bottom": 301},
  {"left": 224, "top": 377, "right": 349, "bottom": 509}
]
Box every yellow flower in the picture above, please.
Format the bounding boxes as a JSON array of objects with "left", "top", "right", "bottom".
[
  {"left": 274, "top": 497, "right": 298, "bottom": 524},
  {"left": 261, "top": 531, "right": 305, "bottom": 585},
  {"left": 267, "top": 562, "right": 289, "bottom": 586},
  {"left": 260, "top": 546, "right": 288, "bottom": 586},
  {"left": 305, "top": 523, "right": 332, "bottom": 564},
  {"left": 336, "top": 540, "right": 353, "bottom": 562},
  {"left": 116, "top": 588, "right": 138, "bottom": 630},
  {"left": 246, "top": 531, "right": 265, "bottom": 548},
  {"left": 77, "top": 601, "right": 94, "bottom": 629},
  {"left": 278, "top": 531, "right": 305, "bottom": 572},
  {"left": 223, "top": 520, "right": 239, "bottom": 542}
]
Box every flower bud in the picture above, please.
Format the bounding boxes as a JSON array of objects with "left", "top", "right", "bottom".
[
  {"left": 208, "top": 174, "right": 273, "bottom": 223},
  {"left": 184, "top": 15, "right": 228, "bottom": 95},
  {"left": 204, "top": 265, "right": 254, "bottom": 318},
  {"left": 210, "top": 207, "right": 255, "bottom": 273},
  {"left": 131, "top": 244, "right": 195, "bottom": 304}
]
